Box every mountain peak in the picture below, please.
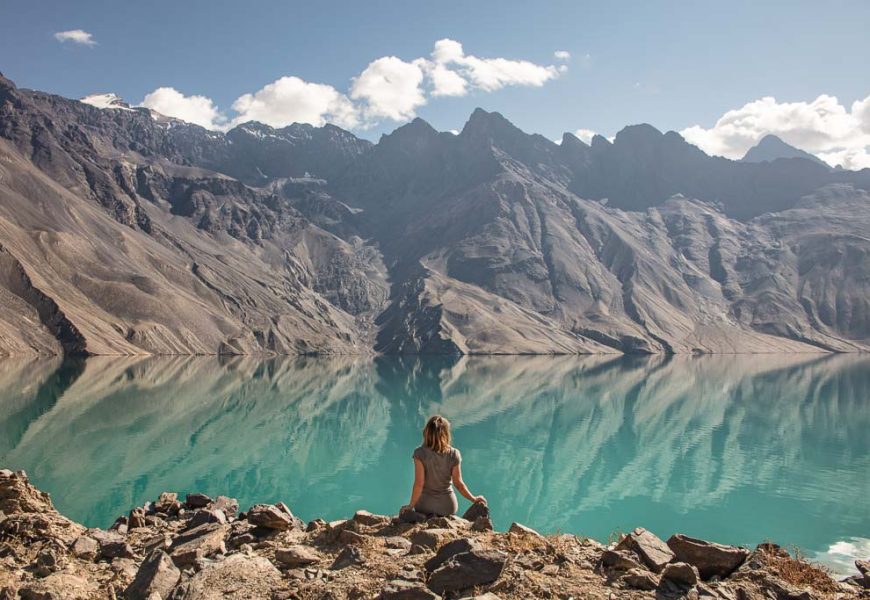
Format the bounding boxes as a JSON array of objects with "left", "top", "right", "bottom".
[
  {"left": 460, "top": 108, "right": 520, "bottom": 137},
  {"left": 742, "top": 134, "right": 827, "bottom": 167},
  {"left": 80, "top": 93, "right": 132, "bottom": 111},
  {"left": 613, "top": 123, "right": 664, "bottom": 145}
]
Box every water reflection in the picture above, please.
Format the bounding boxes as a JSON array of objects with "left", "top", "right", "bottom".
[{"left": 0, "top": 354, "right": 867, "bottom": 570}]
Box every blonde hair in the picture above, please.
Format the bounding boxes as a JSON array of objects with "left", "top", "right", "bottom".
[{"left": 423, "top": 415, "right": 452, "bottom": 454}]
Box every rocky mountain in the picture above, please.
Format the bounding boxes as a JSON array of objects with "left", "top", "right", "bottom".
[
  {"left": 741, "top": 134, "right": 828, "bottom": 167},
  {"left": 0, "top": 72, "right": 868, "bottom": 355}
]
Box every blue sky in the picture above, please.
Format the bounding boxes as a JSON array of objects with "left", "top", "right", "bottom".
[{"left": 2, "top": 0, "right": 869, "bottom": 167}]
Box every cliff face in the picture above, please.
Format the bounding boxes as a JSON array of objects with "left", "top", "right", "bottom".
[{"left": 1, "top": 74, "right": 868, "bottom": 355}]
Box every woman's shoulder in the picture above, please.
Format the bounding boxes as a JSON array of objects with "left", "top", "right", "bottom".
[
  {"left": 412, "top": 445, "right": 428, "bottom": 460},
  {"left": 449, "top": 446, "right": 462, "bottom": 462}
]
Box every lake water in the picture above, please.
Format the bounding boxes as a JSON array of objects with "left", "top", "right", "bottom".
[{"left": 1, "top": 354, "right": 868, "bottom": 575}]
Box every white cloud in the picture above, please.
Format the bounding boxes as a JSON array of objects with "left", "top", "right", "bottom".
[
  {"left": 54, "top": 30, "right": 96, "bottom": 46},
  {"left": 554, "top": 50, "right": 571, "bottom": 61},
  {"left": 681, "top": 93, "right": 870, "bottom": 170},
  {"left": 232, "top": 76, "right": 358, "bottom": 129},
  {"left": 136, "top": 39, "right": 564, "bottom": 131},
  {"left": 350, "top": 56, "right": 427, "bottom": 122},
  {"left": 139, "top": 87, "right": 226, "bottom": 130},
  {"left": 430, "top": 39, "right": 562, "bottom": 94}
]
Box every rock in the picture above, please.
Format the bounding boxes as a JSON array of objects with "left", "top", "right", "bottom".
[
  {"left": 424, "top": 537, "right": 479, "bottom": 572},
  {"left": 226, "top": 533, "right": 256, "bottom": 550},
  {"left": 169, "top": 523, "right": 227, "bottom": 568},
  {"left": 338, "top": 529, "right": 367, "bottom": 545},
  {"left": 34, "top": 548, "right": 60, "bottom": 577},
  {"left": 667, "top": 534, "right": 749, "bottom": 579},
  {"left": 378, "top": 579, "right": 439, "bottom": 600},
  {"left": 18, "top": 574, "right": 98, "bottom": 600},
  {"left": 427, "top": 549, "right": 507, "bottom": 594},
  {"left": 407, "top": 544, "right": 430, "bottom": 556},
  {"left": 154, "top": 492, "right": 181, "bottom": 515},
  {"left": 185, "top": 494, "right": 213, "bottom": 509},
  {"left": 397, "top": 507, "right": 426, "bottom": 524},
  {"left": 188, "top": 509, "right": 227, "bottom": 529},
  {"left": 661, "top": 562, "right": 700, "bottom": 588},
  {"left": 331, "top": 545, "right": 365, "bottom": 570},
  {"left": 70, "top": 536, "right": 99, "bottom": 561},
  {"left": 101, "top": 539, "right": 136, "bottom": 560},
  {"left": 384, "top": 536, "right": 412, "bottom": 550},
  {"left": 471, "top": 516, "right": 493, "bottom": 532},
  {"left": 353, "top": 510, "right": 390, "bottom": 527},
  {"left": 508, "top": 522, "right": 545, "bottom": 541},
  {"left": 306, "top": 519, "right": 326, "bottom": 532},
  {"left": 275, "top": 545, "right": 320, "bottom": 568},
  {"left": 616, "top": 527, "right": 674, "bottom": 573},
  {"left": 410, "top": 528, "right": 449, "bottom": 549},
  {"left": 855, "top": 560, "right": 870, "bottom": 587},
  {"left": 176, "top": 554, "right": 281, "bottom": 599},
  {"left": 128, "top": 508, "right": 147, "bottom": 529},
  {"left": 458, "top": 595, "right": 502, "bottom": 600},
  {"left": 124, "top": 550, "right": 181, "bottom": 600},
  {"left": 620, "top": 568, "right": 660, "bottom": 590},
  {"left": 210, "top": 496, "right": 239, "bottom": 518},
  {"left": 461, "top": 502, "right": 489, "bottom": 521},
  {"left": 426, "top": 515, "right": 467, "bottom": 530},
  {"left": 601, "top": 549, "right": 645, "bottom": 572},
  {"left": 247, "top": 504, "right": 294, "bottom": 530}
]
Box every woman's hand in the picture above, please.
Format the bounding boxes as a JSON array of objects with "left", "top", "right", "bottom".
[
  {"left": 400, "top": 504, "right": 413, "bottom": 513},
  {"left": 472, "top": 495, "right": 487, "bottom": 505}
]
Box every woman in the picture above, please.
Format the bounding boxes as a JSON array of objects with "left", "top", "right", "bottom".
[{"left": 402, "top": 415, "right": 486, "bottom": 517}]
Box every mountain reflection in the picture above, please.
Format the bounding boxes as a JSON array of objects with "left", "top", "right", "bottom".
[{"left": 0, "top": 354, "right": 867, "bottom": 559}]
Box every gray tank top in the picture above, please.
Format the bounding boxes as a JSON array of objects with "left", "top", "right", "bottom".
[{"left": 413, "top": 445, "right": 461, "bottom": 496}]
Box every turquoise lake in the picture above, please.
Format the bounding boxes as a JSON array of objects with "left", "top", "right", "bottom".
[{"left": 1, "top": 354, "right": 868, "bottom": 575}]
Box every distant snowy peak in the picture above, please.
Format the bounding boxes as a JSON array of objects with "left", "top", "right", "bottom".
[{"left": 80, "top": 93, "right": 133, "bottom": 111}]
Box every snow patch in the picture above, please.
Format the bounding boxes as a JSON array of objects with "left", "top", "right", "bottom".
[{"left": 80, "top": 93, "right": 133, "bottom": 111}]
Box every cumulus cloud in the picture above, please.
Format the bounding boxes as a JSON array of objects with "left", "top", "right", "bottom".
[
  {"left": 54, "top": 30, "right": 96, "bottom": 46},
  {"left": 554, "top": 50, "right": 571, "bottom": 61},
  {"left": 429, "top": 39, "right": 562, "bottom": 94},
  {"left": 681, "top": 93, "right": 870, "bottom": 170},
  {"left": 140, "top": 87, "right": 226, "bottom": 130},
  {"left": 233, "top": 76, "right": 358, "bottom": 128},
  {"left": 137, "top": 39, "right": 564, "bottom": 131},
  {"left": 350, "top": 56, "right": 427, "bottom": 122}
]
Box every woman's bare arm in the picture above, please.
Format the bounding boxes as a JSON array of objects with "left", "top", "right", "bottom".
[
  {"left": 402, "top": 458, "right": 425, "bottom": 511},
  {"left": 452, "top": 463, "right": 486, "bottom": 505}
]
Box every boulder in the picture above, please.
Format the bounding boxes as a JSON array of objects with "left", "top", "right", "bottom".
[
  {"left": 154, "top": 492, "right": 181, "bottom": 515},
  {"left": 378, "top": 579, "right": 439, "bottom": 600},
  {"left": 338, "top": 529, "right": 367, "bottom": 545},
  {"left": 660, "top": 562, "right": 700, "bottom": 588},
  {"left": 427, "top": 549, "right": 507, "bottom": 594},
  {"left": 124, "top": 550, "right": 181, "bottom": 600},
  {"left": 168, "top": 523, "right": 227, "bottom": 568},
  {"left": 855, "top": 559, "right": 869, "bottom": 588},
  {"left": 246, "top": 504, "right": 294, "bottom": 530},
  {"left": 616, "top": 527, "right": 674, "bottom": 573},
  {"left": 128, "top": 508, "right": 147, "bottom": 529},
  {"left": 100, "top": 539, "right": 136, "bottom": 560},
  {"left": 70, "top": 536, "right": 99, "bottom": 561},
  {"left": 34, "top": 548, "right": 60, "bottom": 577},
  {"left": 353, "top": 510, "right": 390, "bottom": 527},
  {"left": 620, "top": 568, "right": 660, "bottom": 590},
  {"left": 508, "top": 522, "right": 545, "bottom": 541},
  {"left": 410, "top": 528, "right": 450, "bottom": 549},
  {"left": 306, "top": 518, "right": 326, "bottom": 532},
  {"left": 275, "top": 545, "right": 320, "bottom": 568},
  {"left": 384, "top": 536, "right": 412, "bottom": 550},
  {"left": 471, "top": 517, "right": 493, "bottom": 532},
  {"left": 424, "top": 537, "right": 479, "bottom": 572},
  {"left": 667, "top": 534, "right": 749, "bottom": 579},
  {"left": 461, "top": 502, "right": 489, "bottom": 521},
  {"left": 210, "top": 496, "right": 239, "bottom": 518},
  {"left": 397, "top": 507, "right": 427, "bottom": 524},
  {"left": 331, "top": 545, "right": 365, "bottom": 570},
  {"left": 600, "top": 549, "right": 645, "bottom": 572},
  {"left": 176, "top": 554, "right": 281, "bottom": 600},
  {"left": 185, "top": 493, "right": 212, "bottom": 509},
  {"left": 188, "top": 509, "right": 227, "bottom": 529}
]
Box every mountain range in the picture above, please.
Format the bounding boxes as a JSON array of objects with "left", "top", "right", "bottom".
[{"left": 1, "top": 72, "right": 868, "bottom": 355}]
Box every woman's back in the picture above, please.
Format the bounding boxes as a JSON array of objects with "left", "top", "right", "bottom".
[{"left": 413, "top": 445, "right": 460, "bottom": 497}]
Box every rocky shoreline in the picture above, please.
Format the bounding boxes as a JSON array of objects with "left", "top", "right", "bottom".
[{"left": 0, "top": 470, "right": 866, "bottom": 600}]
